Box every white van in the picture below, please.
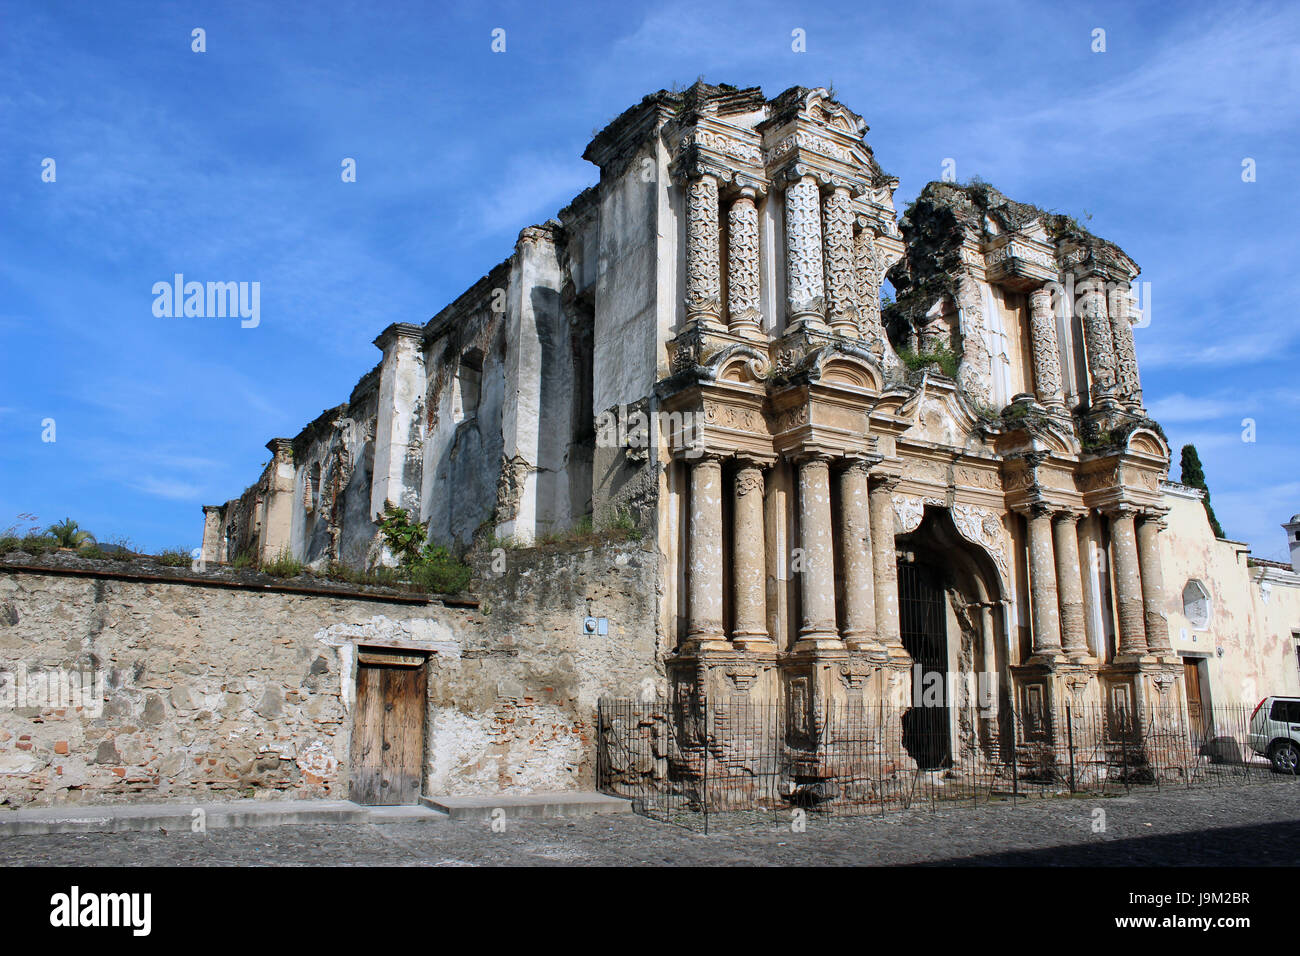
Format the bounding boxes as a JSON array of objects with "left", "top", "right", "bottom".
[{"left": 1247, "top": 697, "right": 1300, "bottom": 773}]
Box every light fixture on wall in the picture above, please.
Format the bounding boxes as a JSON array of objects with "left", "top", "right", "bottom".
[{"left": 1216, "top": 646, "right": 1225, "bottom": 658}]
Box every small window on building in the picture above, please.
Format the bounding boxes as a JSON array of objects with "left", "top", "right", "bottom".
[{"left": 1182, "top": 579, "right": 1211, "bottom": 629}]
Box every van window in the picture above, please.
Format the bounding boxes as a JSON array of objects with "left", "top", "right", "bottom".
[{"left": 1270, "top": 700, "right": 1300, "bottom": 722}]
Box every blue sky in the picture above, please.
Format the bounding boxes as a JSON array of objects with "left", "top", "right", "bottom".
[{"left": 2, "top": 0, "right": 1298, "bottom": 558}]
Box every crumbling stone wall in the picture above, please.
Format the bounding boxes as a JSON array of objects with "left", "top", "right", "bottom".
[{"left": 0, "top": 540, "right": 663, "bottom": 808}]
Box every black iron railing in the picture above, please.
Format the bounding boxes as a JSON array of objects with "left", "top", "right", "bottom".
[{"left": 596, "top": 698, "right": 1296, "bottom": 831}]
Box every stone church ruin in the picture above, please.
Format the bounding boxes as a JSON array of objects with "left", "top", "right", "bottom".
[{"left": 7, "top": 82, "right": 1296, "bottom": 814}]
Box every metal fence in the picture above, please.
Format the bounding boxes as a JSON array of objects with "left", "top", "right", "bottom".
[{"left": 596, "top": 698, "right": 1297, "bottom": 831}]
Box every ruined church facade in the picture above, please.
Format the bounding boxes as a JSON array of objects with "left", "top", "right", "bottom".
[{"left": 202, "top": 83, "right": 1192, "bottom": 760}]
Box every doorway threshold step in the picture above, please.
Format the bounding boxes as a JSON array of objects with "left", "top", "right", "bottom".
[{"left": 419, "top": 791, "right": 634, "bottom": 821}]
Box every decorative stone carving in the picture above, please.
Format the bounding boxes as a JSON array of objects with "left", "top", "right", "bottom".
[
  {"left": 854, "top": 224, "right": 888, "bottom": 354},
  {"left": 892, "top": 493, "right": 934, "bottom": 535},
  {"left": 1079, "top": 466, "right": 1121, "bottom": 493},
  {"left": 685, "top": 174, "right": 723, "bottom": 329},
  {"left": 1079, "top": 279, "right": 1117, "bottom": 406},
  {"left": 1108, "top": 283, "right": 1143, "bottom": 409},
  {"left": 784, "top": 176, "right": 826, "bottom": 328},
  {"left": 954, "top": 465, "right": 1000, "bottom": 491},
  {"left": 822, "top": 187, "right": 858, "bottom": 336},
  {"left": 722, "top": 666, "right": 760, "bottom": 694},
  {"left": 684, "top": 128, "right": 763, "bottom": 166},
  {"left": 838, "top": 661, "right": 878, "bottom": 690},
  {"left": 765, "top": 130, "right": 854, "bottom": 165},
  {"left": 953, "top": 275, "right": 992, "bottom": 404},
  {"left": 726, "top": 192, "right": 763, "bottom": 333},
  {"left": 949, "top": 503, "right": 1011, "bottom": 590},
  {"left": 1028, "top": 287, "right": 1065, "bottom": 412}
]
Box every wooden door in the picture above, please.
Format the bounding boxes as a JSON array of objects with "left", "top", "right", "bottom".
[
  {"left": 350, "top": 653, "right": 426, "bottom": 805},
  {"left": 1183, "top": 659, "right": 1205, "bottom": 741}
]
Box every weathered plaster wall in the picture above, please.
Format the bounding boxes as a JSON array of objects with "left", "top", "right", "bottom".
[
  {"left": 0, "top": 543, "right": 663, "bottom": 809},
  {"left": 1160, "top": 487, "right": 1300, "bottom": 704}
]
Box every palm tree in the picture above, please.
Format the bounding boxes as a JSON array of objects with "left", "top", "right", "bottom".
[{"left": 46, "top": 518, "right": 95, "bottom": 549}]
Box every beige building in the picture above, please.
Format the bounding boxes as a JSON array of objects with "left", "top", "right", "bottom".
[
  {"left": 1157, "top": 485, "right": 1300, "bottom": 728},
  {"left": 199, "top": 81, "right": 1297, "bottom": 776}
]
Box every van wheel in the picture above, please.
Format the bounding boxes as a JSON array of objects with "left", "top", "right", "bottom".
[{"left": 1269, "top": 741, "right": 1300, "bottom": 774}]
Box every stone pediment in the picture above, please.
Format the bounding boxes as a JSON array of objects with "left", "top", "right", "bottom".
[{"left": 895, "top": 376, "right": 985, "bottom": 451}]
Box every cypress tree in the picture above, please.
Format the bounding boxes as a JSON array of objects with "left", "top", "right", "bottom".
[{"left": 1179, "top": 444, "right": 1225, "bottom": 538}]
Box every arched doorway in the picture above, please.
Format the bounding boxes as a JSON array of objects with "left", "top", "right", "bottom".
[{"left": 895, "top": 505, "right": 1008, "bottom": 768}]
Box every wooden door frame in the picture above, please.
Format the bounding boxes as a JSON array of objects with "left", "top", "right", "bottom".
[{"left": 349, "top": 645, "right": 429, "bottom": 805}]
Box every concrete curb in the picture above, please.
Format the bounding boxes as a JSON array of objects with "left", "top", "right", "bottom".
[
  {"left": 0, "top": 799, "right": 450, "bottom": 836},
  {"left": 420, "top": 791, "right": 634, "bottom": 821}
]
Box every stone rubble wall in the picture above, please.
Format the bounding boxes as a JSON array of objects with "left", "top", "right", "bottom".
[{"left": 0, "top": 540, "right": 662, "bottom": 808}]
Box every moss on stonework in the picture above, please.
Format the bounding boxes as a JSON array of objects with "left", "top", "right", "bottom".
[{"left": 897, "top": 345, "right": 959, "bottom": 379}]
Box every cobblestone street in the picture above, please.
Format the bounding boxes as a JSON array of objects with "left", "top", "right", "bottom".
[{"left": 2, "top": 782, "right": 1296, "bottom": 866}]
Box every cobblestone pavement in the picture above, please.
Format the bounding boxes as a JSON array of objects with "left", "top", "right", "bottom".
[{"left": 1, "top": 781, "right": 1296, "bottom": 866}]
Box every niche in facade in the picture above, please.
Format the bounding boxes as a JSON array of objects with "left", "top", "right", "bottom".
[{"left": 452, "top": 349, "right": 484, "bottom": 424}]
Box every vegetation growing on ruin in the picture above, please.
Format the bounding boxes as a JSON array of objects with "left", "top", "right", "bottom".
[
  {"left": 482, "top": 506, "right": 643, "bottom": 554},
  {"left": 154, "top": 548, "right": 191, "bottom": 568},
  {"left": 45, "top": 518, "right": 95, "bottom": 549},
  {"left": 896, "top": 344, "right": 959, "bottom": 379},
  {"left": 377, "top": 504, "right": 472, "bottom": 594},
  {"left": 261, "top": 550, "right": 306, "bottom": 578}
]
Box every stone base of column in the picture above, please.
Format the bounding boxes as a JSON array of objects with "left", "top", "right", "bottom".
[
  {"left": 843, "top": 633, "right": 888, "bottom": 660},
  {"left": 1026, "top": 648, "right": 1067, "bottom": 668},
  {"left": 678, "top": 633, "right": 733, "bottom": 655},
  {"left": 792, "top": 635, "right": 846, "bottom": 653},
  {"left": 730, "top": 632, "right": 777, "bottom": 653}
]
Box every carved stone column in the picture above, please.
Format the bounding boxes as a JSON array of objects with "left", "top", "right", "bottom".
[
  {"left": 684, "top": 173, "right": 723, "bottom": 331},
  {"left": 796, "top": 457, "right": 841, "bottom": 649},
  {"left": 731, "top": 462, "right": 770, "bottom": 648},
  {"left": 726, "top": 188, "right": 763, "bottom": 338},
  {"left": 1108, "top": 282, "right": 1143, "bottom": 411},
  {"left": 822, "top": 186, "right": 858, "bottom": 338},
  {"left": 1028, "top": 286, "right": 1066, "bottom": 413},
  {"left": 854, "top": 222, "right": 887, "bottom": 349},
  {"left": 1026, "top": 505, "right": 1065, "bottom": 663},
  {"left": 954, "top": 275, "right": 992, "bottom": 405},
  {"left": 687, "top": 455, "right": 726, "bottom": 648},
  {"left": 837, "top": 460, "right": 879, "bottom": 653},
  {"left": 1079, "top": 278, "right": 1118, "bottom": 409},
  {"left": 1052, "top": 512, "right": 1089, "bottom": 659},
  {"left": 1109, "top": 507, "right": 1149, "bottom": 659},
  {"left": 784, "top": 175, "right": 827, "bottom": 331},
  {"left": 1135, "top": 514, "right": 1172, "bottom": 656},
  {"left": 869, "top": 475, "right": 904, "bottom": 655}
]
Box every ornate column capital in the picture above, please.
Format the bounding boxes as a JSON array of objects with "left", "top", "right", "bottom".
[
  {"left": 868, "top": 469, "right": 902, "bottom": 492},
  {"left": 1052, "top": 509, "right": 1086, "bottom": 526}
]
